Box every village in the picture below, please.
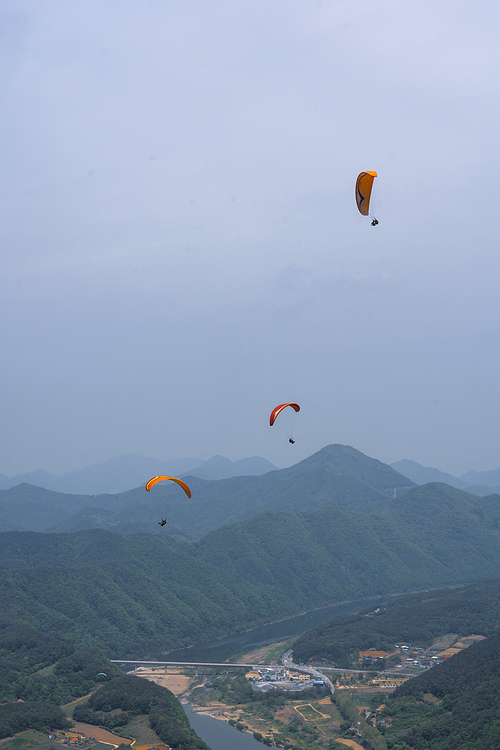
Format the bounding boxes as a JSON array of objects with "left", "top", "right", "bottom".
[
  {"left": 28, "top": 632, "right": 487, "bottom": 750},
  {"left": 358, "top": 634, "right": 485, "bottom": 673}
]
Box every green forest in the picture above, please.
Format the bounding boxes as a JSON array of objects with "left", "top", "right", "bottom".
[
  {"left": 0, "top": 445, "right": 415, "bottom": 537},
  {"left": 0, "top": 615, "right": 208, "bottom": 750},
  {"left": 4, "top": 475, "right": 500, "bottom": 658},
  {"left": 381, "top": 632, "right": 500, "bottom": 749},
  {"left": 292, "top": 578, "right": 500, "bottom": 667},
  {"left": 0, "top": 614, "right": 122, "bottom": 703},
  {"left": 73, "top": 676, "right": 208, "bottom": 750}
]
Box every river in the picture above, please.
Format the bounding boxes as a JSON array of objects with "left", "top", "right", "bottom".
[
  {"left": 184, "top": 703, "right": 280, "bottom": 750},
  {"left": 166, "top": 593, "right": 398, "bottom": 663},
  {"left": 180, "top": 595, "right": 400, "bottom": 748}
]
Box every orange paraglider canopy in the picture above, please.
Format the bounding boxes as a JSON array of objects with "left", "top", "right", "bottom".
[
  {"left": 145, "top": 476, "right": 192, "bottom": 498},
  {"left": 269, "top": 403, "right": 300, "bottom": 426},
  {"left": 355, "top": 171, "right": 377, "bottom": 216}
]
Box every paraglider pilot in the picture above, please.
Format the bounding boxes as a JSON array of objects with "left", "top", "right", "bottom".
[
  {"left": 158, "top": 519, "right": 167, "bottom": 526},
  {"left": 289, "top": 438, "right": 295, "bottom": 444}
]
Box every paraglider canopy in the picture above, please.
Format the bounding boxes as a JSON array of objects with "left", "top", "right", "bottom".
[
  {"left": 145, "top": 476, "right": 192, "bottom": 498},
  {"left": 269, "top": 403, "right": 300, "bottom": 426},
  {"left": 355, "top": 171, "right": 377, "bottom": 216}
]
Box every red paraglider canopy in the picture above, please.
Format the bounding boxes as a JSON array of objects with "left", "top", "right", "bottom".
[{"left": 269, "top": 403, "right": 300, "bottom": 426}]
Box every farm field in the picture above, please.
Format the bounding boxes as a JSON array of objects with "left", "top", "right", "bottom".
[
  {"left": 0, "top": 732, "right": 110, "bottom": 750},
  {"left": 71, "top": 723, "right": 133, "bottom": 745}
]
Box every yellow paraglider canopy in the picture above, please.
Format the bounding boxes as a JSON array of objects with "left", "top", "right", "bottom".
[
  {"left": 145, "top": 476, "right": 192, "bottom": 498},
  {"left": 355, "top": 171, "right": 377, "bottom": 216}
]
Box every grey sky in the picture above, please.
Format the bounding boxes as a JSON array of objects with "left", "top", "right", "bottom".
[{"left": 1, "top": 0, "right": 499, "bottom": 477}]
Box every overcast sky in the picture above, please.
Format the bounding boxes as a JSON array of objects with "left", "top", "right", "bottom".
[{"left": 1, "top": 0, "right": 499, "bottom": 477}]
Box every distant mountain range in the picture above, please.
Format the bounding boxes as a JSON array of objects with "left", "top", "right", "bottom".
[
  {"left": 2, "top": 466, "right": 500, "bottom": 656},
  {"left": 0, "top": 453, "right": 278, "bottom": 495},
  {"left": 4, "top": 450, "right": 500, "bottom": 498},
  {"left": 390, "top": 458, "right": 500, "bottom": 496},
  {"left": 0, "top": 444, "right": 414, "bottom": 538}
]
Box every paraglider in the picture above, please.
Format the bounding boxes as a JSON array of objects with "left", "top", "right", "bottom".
[
  {"left": 355, "top": 171, "right": 378, "bottom": 225},
  {"left": 269, "top": 402, "right": 300, "bottom": 426},
  {"left": 145, "top": 475, "right": 192, "bottom": 498},
  {"left": 96, "top": 673, "right": 107, "bottom": 681},
  {"left": 270, "top": 403, "right": 300, "bottom": 444},
  {"left": 158, "top": 519, "right": 167, "bottom": 526}
]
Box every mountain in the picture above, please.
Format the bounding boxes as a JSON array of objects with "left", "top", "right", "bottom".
[
  {"left": 180, "top": 454, "right": 278, "bottom": 480},
  {"left": 3, "top": 473, "right": 500, "bottom": 657},
  {"left": 0, "top": 453, "right": 278, "bottom": 495},
  {"left": 459, "top": 465, "right": 500, "bottom": 487},
  {"left": 0, "top": 484, "right": 99, "bottom": 532},
  {"left": 391, "top": 458, "right": 500, "bottom": 496},
  {"left": 292, "top": 578, "right": 500, "bottom": 667},
  {"left": 383, "top": 631, "right": 500, "bottom": 749},
  {"left": 390, "top": 459, "right": 468, "bottom": 489},
  {"left": 0, "top": 445, "right": 415, "bottom": 538},
  {"left": 0, "top": 454, "right": 203, "bottom": 494}
]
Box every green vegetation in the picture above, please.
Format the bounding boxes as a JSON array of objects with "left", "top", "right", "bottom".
[
  {"left": 0, "top": 616, "right": 208, "bottom": 750},
  {"left": 0, "top": 614, "right": 122, "bottom": 703},
  {"left": 292, "top": 578, "right": 500, "bottom": 667},
  {"left": 381, "top": 632, "right": 500, "bottom": 749},
  {"left": 333, "top": 691, "right": 387, "bottom": 750},
  {"left": 0, "top": 729, "right": 60, "bottom": 750},
  {"left": 4, "top": 486, "right": 500, "bottom": 658},
  {"left": 0, "top": 445, "right": 414, "bottom": 538},
  {"left": 73, "top": 675, "right": 209, "bottom": 750},
  {"left": 0, "top": 702, "right": 70, "bottom": 739}
]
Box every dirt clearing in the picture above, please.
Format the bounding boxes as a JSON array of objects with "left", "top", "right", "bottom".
[{"left": 136, "top": 668, "right": 194, "bottom": 696}]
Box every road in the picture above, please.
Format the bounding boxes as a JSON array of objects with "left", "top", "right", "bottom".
[{"left": 112, "top": 655, "right": 413, "bottom": 692}]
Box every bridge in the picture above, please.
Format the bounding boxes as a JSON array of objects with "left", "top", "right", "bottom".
[
  {"left": 111, "top": 658, "right": 336, "bottom": 693},
  {"left": 111, "top": 659, "right": 274, "bottom": 669}
]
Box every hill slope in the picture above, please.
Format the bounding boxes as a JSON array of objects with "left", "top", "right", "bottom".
[
  {"left": 292, "top": 578, "right": 500, "bottom": 666},
  {"left": 383, "top": 631, "right": 500, "bottom": 749},
  {"left": 0, "top": 453, "right": 277, "bottom": 495},
  {"left": 392, "top": 458, "right": 500, "bottom": 496},
  {"left": 0, "top": 614, "right": 208, "bottom": 750},
  {"left": 390, "top": 459, "right": 468, "bottom": 489},
  {"left": 1, "top": 445, "right": 415, "bottom": 538},
  {"left": 3, "top": 474, "right": 500, "bottom": 657}
]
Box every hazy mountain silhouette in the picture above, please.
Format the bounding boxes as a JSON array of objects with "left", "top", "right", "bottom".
[
  {"left": 180, "top": 454, "right": 277, "bottom": 480},
  {"left": 0, "top": 453, "right": 277, "bottom": 495},
  {"left": 391, "top": 458, "right": 500, "bottom": 496},
  {"left": 1, "top": 444, "right": 413, "bottom": 538}
]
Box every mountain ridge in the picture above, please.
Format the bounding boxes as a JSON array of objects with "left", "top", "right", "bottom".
[
  {"left": 0, "top": 453, "right": 278, "bottom": 495},
  {"left": 1, "top": 444, "right": 415, "bottom": 538},
  {"left": 391, "top": 458, "right": 500, "bottom": 495},
  {"left": 2, "top": 471, "right": 500, "bottom": 656}
]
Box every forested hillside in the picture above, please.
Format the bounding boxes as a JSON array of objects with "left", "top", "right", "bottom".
[
  {"left": 73, "top": 676, "right": 208, "bottom": 750},
  {"left": 3, "top": 473, "right": 500, "bottom": 656},
  {"left": 0, "top": 613, "right": 123, "bottom": 704},
  {"left": 382, "top": 632, "right": 500, "bottom": 749},
  {"left": 0, "top": 444, "right": 414, "bottom": 537},
  {"left": 292, "top": 578, "right": 500, "bottom": 667},
  {"left": 0, "top": 615, "right": 208, "bottom": 750}
]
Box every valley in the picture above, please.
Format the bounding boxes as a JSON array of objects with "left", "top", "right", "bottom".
[{"left": 2, "top": 446, "right": 500, "bottom": 750}]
